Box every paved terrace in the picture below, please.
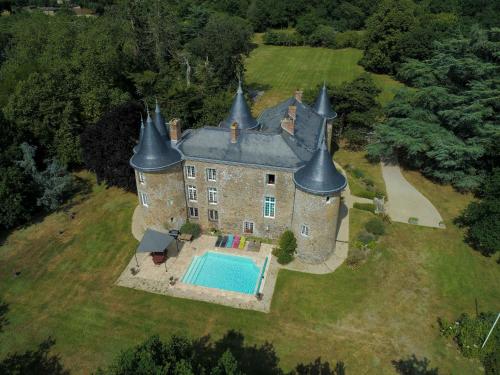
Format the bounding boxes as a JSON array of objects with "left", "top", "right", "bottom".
[{"left": 116, "top": 235, "right": 278, "bottom": 313}]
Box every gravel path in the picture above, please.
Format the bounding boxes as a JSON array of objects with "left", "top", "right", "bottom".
[{"left": 381, "top": 159, "right": 444, "bottom": 228}]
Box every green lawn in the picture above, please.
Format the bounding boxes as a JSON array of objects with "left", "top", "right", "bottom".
[
  {"left": 1, "top": 171, "right": 499, "bottom": 374},
  {"left": 245, "top": 45, "right": 404, "bottom": 113}
]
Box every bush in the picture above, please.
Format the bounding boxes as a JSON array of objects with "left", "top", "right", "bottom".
[
  {"left": 272, "top": 230, "right": 297, "bottom": 264},
  {"left": 335, "top": 30, "right": 365, "bottom": 48},
  {"left": 352, "top": 168, "right": 365, "bottom": 179},
  {"left": 353, "top": 202, "right": 375, "bottom": 213},
  {"left": 180, "top": 221, "right": 201, "bottom": 238},
  {"left": 357, "top": 231, "right": 376, "bottom": 244},
  {"left": 308, "top": 25, "right": 337, "bottom": 48},
  {"left": 263, "top": 30, "right": 304, "bottom": 46},
  {"left": 365, "top": 217, "right": 385, "bottom": 235},
  {"left": 345, "top": 247, "right": 369, "bottom": 268}
]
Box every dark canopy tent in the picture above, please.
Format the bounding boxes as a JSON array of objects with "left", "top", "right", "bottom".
[{"left": 135, "top": 229, "right": 177, "bottom": 268}]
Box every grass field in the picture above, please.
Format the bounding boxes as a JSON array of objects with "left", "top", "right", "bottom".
[
  {"left": 245, "top": 44, "right": 404, "bottom": 113},
  {"left": 1, "top": 171, "right": 499, "bottom": 374}
]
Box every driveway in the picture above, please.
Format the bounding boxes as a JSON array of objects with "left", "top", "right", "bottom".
[{"left": 381, "top": 159, "right": 444, "bottom": 228}]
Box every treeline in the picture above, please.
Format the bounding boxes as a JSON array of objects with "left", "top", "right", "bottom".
[{"left": 0, "top": 1, "right": 253, "bottom": 230}]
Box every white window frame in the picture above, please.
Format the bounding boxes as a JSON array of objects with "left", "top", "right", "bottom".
[
  {"left": 208, "top": 209, "right": 218, "bottom": 222},
  {"left": 300, "top": 224, "right": 310, "bottom": 237},
  {"left": 138, "top": 171, "right": 146, "bottom": 184},
  {"left": 208, "top": 187, "right": 218, "bottom": 205},
  {"left": 139, "top": 191, "right": 150, "bottom": 207},
  {"left": 243, "top": 221, "right": 254, "bottom": 234},
  {"left": 187, "top": 185, "right": 197, "bottom": 202},
  {"left": 206, "top": 168, "right": 217, "bottom": 182},
  {"left": 266, "top": 173, "right": 276, "bottom": 185},
  {"left": 185, "top": 165, "right": 196, "bottom": 179},
  {"left": 188, "top": 207, "right": 199, "bottom": 218},
  {"left": 263, "top": 196, "right": 276, "bottom": 218}
]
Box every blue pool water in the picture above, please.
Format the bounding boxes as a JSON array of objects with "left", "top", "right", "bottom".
[{"left": 182, "top": 252, "right": 262, "bottom": 294}]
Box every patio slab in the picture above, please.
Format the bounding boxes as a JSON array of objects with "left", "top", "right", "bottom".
[{"left": 116, "top": 235, "right": 277, "bottom": 312}]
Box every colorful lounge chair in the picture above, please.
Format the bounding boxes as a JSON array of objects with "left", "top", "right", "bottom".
[
  {"left": 215, "top": 236, "right": 223, "bottom": 247},
  {"left": 220, "top": 236, "right": 228, "bottom": 247},
  {"left": 232, "top": 236, "right": 240, "bottom": 248},
  {"left": 226, "top": 235, "right": 234, "bottom": 248},
  {"left": 238, "top": 236, "right": 246, "bottom": 249}
]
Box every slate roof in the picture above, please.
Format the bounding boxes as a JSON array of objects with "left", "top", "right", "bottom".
[
  {"left": 154, "top": 100, "right": 169, "bottom": 139},
  {"left": 293, "top": 134, "right": 347, "bottom": 196},
  {"left": 130, "top": 114, "right": 182, "bottom": 172},
  {"left": 177, "top": 127, "right": 303, "bottom": 170},
  {"left": 137, "top": 229, "right": 175, "bottom": 253},
  {"left": 220, "top": 82, "right": 259, "bottom": 130},
  {"left": 313, "top": 83, "right": 337, "bottom": 119}
]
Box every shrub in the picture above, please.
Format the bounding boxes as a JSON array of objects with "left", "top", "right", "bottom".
[
  {"left": 365, "top": 217, "right": 385, "bottom": 235},
  {"left": 356, "top": 190, "right": 376, "bottom": 199},
  {"left": 308, "top": 25, "right": 337, "bottom": 48},
  {"left": 357, "top": 231, "right": 376, "bottom": 244},
  {"left": 439, "top": 312, "right": 499, "bottom": 370},
  {"left": 352, "top": 168, "right": 365, "bottom": 179},
  {"left": 345, "top": 247, "right": 369, "bottom": 268},
  {"left": 353, "top": 202, "right": 375, "bottom": 213},
  {"left": 180, "top": 221, "right": 201, "bottom": 238},
  {"left": 263, "top": 30, "right": 303, "bottom": 46},
  {"left": 408, "top": 217, "right": 419, "bottom": 225},
  {"left": 272, "top": 230, "right": 297, "bottom": 264},
  {"left": 335, "top": 30, "right": 365, "bottom": 48}
]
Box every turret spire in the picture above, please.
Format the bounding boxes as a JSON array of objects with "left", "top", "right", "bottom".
[
  {"left": 153, "top": 98, "right": 169, "bottom": 140},
  {"left": 220, "top": 81, "right": 258, "bottom": 130},
  {"left": 313, "top": 83, "right": 337, "bottom": 120}
]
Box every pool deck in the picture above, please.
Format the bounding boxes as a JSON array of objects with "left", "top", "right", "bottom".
[{"left": 116, "top": 235, "right": 277, "bottom": 312}]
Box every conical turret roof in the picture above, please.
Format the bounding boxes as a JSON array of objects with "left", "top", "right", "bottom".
[
  {"left": 130, "top": 113, "right": 181, "bottom": 172},
  {"left": 313, "top": 83, "right": 337, "bottom": 119},
  {"left": 133, "top": 116, "right": 145, "bottom": 154},
  {"left": 154, "top": 99, "right": 169, "bottom": 139},
  {"left": 220, "top": 81, "right": 258, "bottom": 130},
  {"left": 293, "top": 133, "right": 346, "bottom": 196}
]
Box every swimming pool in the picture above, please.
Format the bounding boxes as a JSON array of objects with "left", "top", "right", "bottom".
[{"left": 181, "top": 251, "right": 264, "bottom": 294}]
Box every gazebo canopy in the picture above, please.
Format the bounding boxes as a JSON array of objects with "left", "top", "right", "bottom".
[{"left": 137, "top": 229, "right": 175, "bottom": 253}]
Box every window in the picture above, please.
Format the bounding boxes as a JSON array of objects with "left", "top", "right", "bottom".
[
  {"left": 206, "top": 168, "right": 217, "bottom": 182},
  {"left": 243, "top": 221, "right": 254, "bottom": 234},
  {"left": 138, "top": 171, "right": 146, "bottom": 184},
  {"left": 139, "top": 191, "right": 150, "bottom": 207},
  {"left": 208, "top": 209, "right": 218, "bottom": 222},
  {"left": 263, "top": 196, "right": 276, "bottom": 218},
  {"left": 187, "top": 185, "right": 197, "bottom": 202},
  {"left": 266, "top": 173, "right": 275, "bottom": 185},
  {"left": 208, "top": 187, "right": 218, "bottom": 204},
  {"left": 185, "top": 165, "right": 196, "bottom": 179},
  {"left": 188, "top": 207, "right": 199, "bottom": 218},
  {"left": 300, "top": 224, "right": 310, "bottom": 237}
]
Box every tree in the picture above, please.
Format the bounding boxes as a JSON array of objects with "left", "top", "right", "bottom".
[
  {"left": 455, "top": 169, "right": 500, "bottom": 256},
  {"left": 80, "top": 101, "right": 142, "bottom": 191},
  {"left": 272, "top": 230, "right": 297, "bottom": 265}
]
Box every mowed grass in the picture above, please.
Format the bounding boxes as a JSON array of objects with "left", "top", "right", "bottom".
[
  {"left": 245, "top": 45, "right": 404, "bottom": 113},
  {"left": 1, "top": 170, "right": 499, "bottom": 374}
]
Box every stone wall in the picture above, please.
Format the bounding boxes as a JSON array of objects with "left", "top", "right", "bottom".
[
  {"left": 135, "top": 164, "right": 187, "bottom": 231},
  {"left": 291, "top": 189, "right": 341, "bottom": 264},
  {"left": 182, "top": 160, "right": 295, "bottom": 239}
]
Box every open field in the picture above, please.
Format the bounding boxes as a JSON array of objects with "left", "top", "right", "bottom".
[
  {"left": 1, "top": 170, "right": 499, "bottom": 374},
  {"left": 245, "top": 45, "right": 404, "bottom": 113}
]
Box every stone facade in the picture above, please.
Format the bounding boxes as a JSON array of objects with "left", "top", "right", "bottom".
[
  {"left": 135, "top": 164, "right": 187, "bottom": 230},
  {"left": 182, "top": 160, "right": 295, "bottom": 239},
  {"left": 292, "top": 188, "right": 341, "bottom": 264}
]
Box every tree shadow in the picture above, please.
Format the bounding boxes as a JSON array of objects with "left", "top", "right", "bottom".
[
  {"left": 0, "top": 299, "right": 8, "bottom": 333},
  {"left": 193, "top": 330, "right": 344, "bottom": 375},
  {"left": 392, "top": 355, "right": 439, "bottom": 375},
  {"left": 0, "top": 337, "right": 69, "bottom": 374}
]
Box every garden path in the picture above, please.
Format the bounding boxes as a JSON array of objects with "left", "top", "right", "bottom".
[{"left": 381, "top": 159, "right": 444, "bottom": 228}]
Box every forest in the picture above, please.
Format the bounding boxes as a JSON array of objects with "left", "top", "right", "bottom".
[{"left": 0, "top": 0, "right": 499, "bottom": 256}]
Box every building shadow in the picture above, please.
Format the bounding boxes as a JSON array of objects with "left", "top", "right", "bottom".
[
  {"left": 335, "top": 199, "right": 349, "bottom": 240},
  {"left": 392, "top": 355, "right": 439, "bottom": 375}
]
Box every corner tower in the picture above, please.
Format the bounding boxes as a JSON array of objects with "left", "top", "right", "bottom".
[
  {"left": 130, "top": 110, "right": 186, "bottom": 231},
  {"left": 292, "top": 132, "right": 347, "bottom": 264}
]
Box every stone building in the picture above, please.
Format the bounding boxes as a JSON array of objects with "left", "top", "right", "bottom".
[{"left": 130, "top": 83, "right": 347, "bottom": 264}]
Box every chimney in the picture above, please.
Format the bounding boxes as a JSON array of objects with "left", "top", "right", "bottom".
[
  {"left": 294, "top": 89, "right": 303, "bottom": 103},
  {"left": 288, "top": 105, "right": 297, "bottom": 120},
  {"left": 281, "top": 116, "right": 294, "bottom": 136},
  {"left": 230, "top": 122, "right": 239, "bottom": 143},
  {"left": 169, "top": 118, "right": 182, "bottom": 142}
]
